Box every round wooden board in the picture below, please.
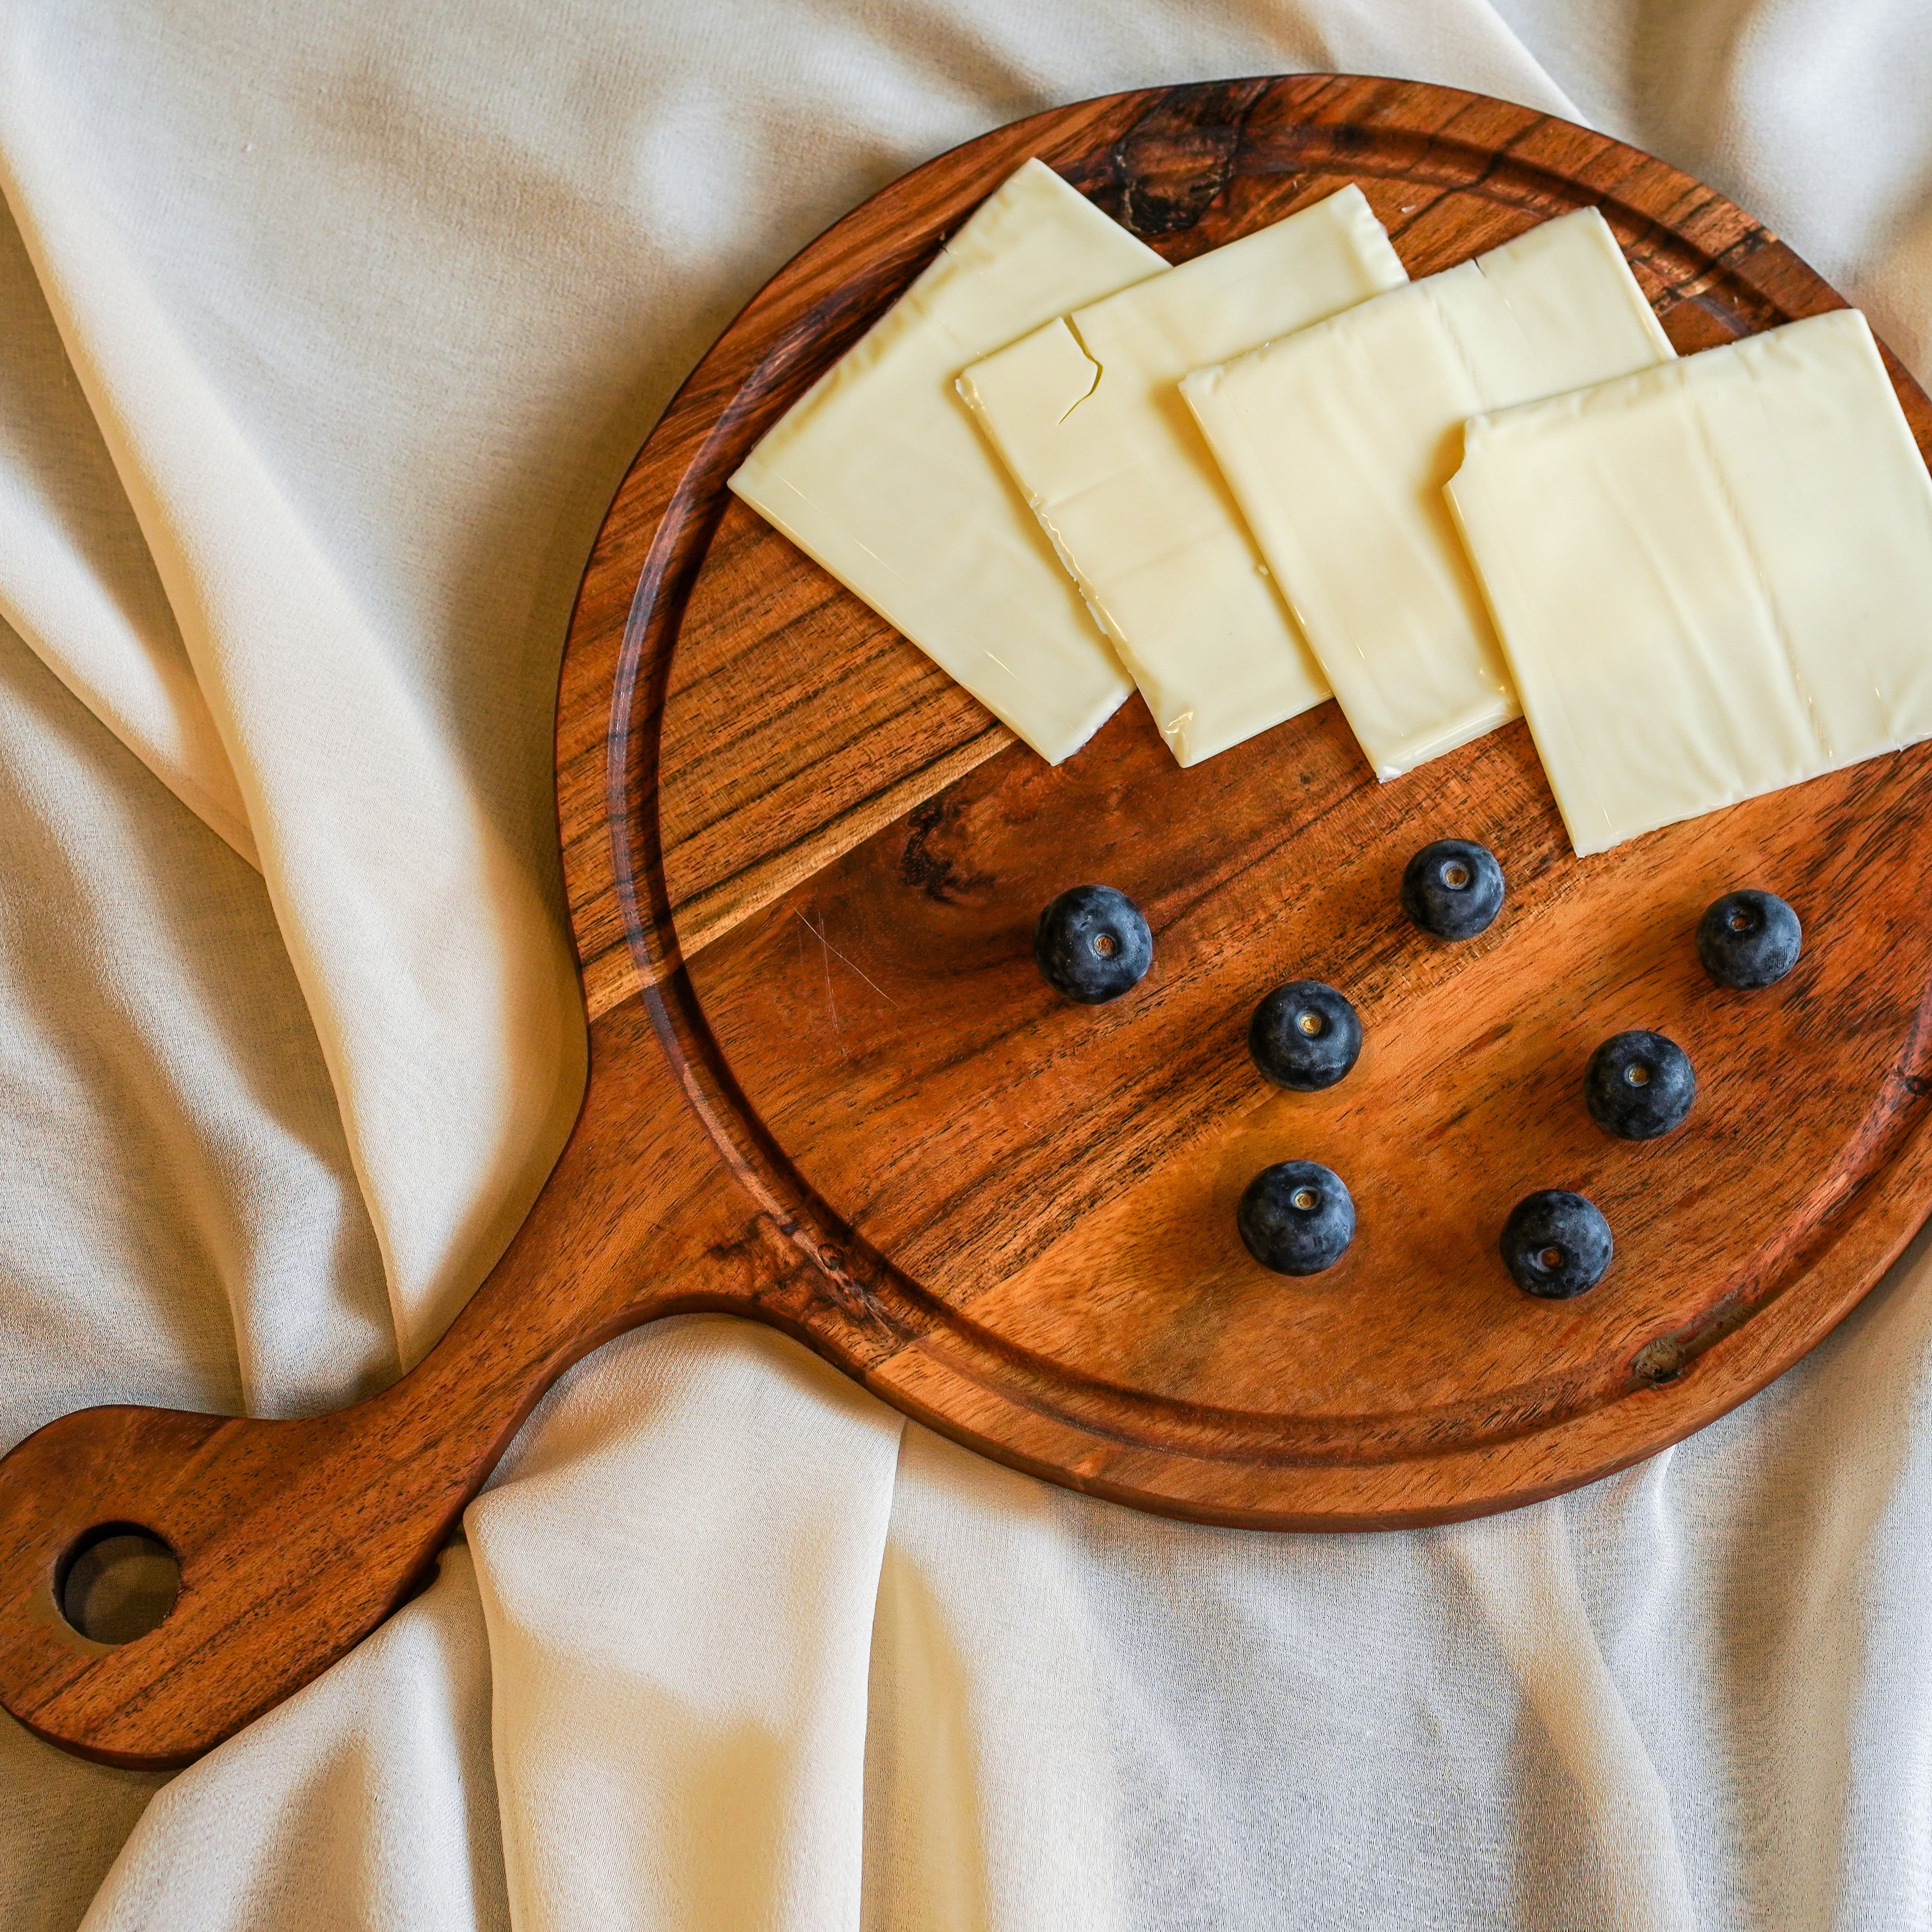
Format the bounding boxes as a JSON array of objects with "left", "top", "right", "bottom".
[
  {"left": 563, "top": 75, "right": 1932, "bottom": 1530},
  {"left": 20, "top": 68, "right": 1932, "bottom": 1782}
]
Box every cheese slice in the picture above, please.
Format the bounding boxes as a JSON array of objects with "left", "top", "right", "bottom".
[
  {"left": 1182, "top": 207, "right": 1676, "bottom": 779},
  {"left": 956, "top": 186, "right": 1407, "bottom": 767},
  {"left": 728, "top": 158, "right": 1165, "bottom": 764},
  {"left": 1445, "top": 307, "right": 1932, "bottom": 855}
]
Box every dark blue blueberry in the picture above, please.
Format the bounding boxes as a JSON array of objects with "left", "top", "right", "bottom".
[
  {"left": 1400, "top": 838, "right": 1505, "bottom": 940},
  {"left": 1248, "top": 981, "right": 1362, "bottom": 1091},
  {"left": 1697, "top": 889, "right": 1802, "bottom": 990},
  {"left": 1501, "top": 1189, "right": 1614, "bottom": 1299},
  {"left": 1236, "top": 1161, "right": 1355, "bottom": 1275},
  {"left": 1034, "top": 884, "right": 1152, "bottom": 1004},
  {"left": 1584, "top": 1030, "right": 1695, "bottom": 1140}
]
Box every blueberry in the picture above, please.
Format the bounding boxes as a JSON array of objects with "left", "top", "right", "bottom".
[
  {"left": 1034, "top": 884, "right": 1152, "bottom": 1003},
  {"left": 1697, "top": 888, "right": 1801, "bottom": 990},
  {"left": 1584, "top": 1030, "right": 1695, "bottom": 1140},
  {"left": 1501, "top": 1189, "right": 1614, "bottom": 1299},
  {"left": 1249, "top": 981, "right": 1362, "bottom": 1091},
  {"left": 1400, "top": 838, "right": 1505, "bottom": 940},
  {"left": 1236, "top": 1161, "right": 1355, "bottom": 1275}
]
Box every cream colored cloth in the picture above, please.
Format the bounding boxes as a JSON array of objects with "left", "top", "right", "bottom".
[{"left": 2, "top": 2, "right": 1931, "bottom": 1927}]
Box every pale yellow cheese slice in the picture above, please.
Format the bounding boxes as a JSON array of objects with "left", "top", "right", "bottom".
[
  {"left": 728, "top": 158, "right": 1165, "bottom": 764},
  {"left": 956, "top": 186, "right": 1407, "bottom": 767},
  {"left": 1182, "top": 207, "right": 1676, "bottom": 779},
  {"left": 1446, "top": 307, "right": 1932, "bottom": 855}
]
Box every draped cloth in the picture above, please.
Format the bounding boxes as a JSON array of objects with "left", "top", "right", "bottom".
[{"left": 2, "top": 2, "right": 1930, "bottom": 1925}]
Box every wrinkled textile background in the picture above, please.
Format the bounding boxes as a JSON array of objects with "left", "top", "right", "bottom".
[{"left": 3, "top": 2, "right": 1931, "bottom": 1927}]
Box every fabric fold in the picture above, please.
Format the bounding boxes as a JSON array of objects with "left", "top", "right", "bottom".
[
  {"left": 1451, "top": 1502, "right": 1700, "bottom": 1932},
  {"left": 0, "top": 198, "right": 255, "bottom": 867},
  {"left": 0, "top": 51, "right": 586, "bottom": 1363},
  {"left": 79, "top": 1545, "right": 508, "bottom": 1932},
  {"left": 466, "top": 1319, "right": 904, "bottom": 1932}
]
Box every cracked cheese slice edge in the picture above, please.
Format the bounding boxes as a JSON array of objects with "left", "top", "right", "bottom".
[
  {"left": 1445, "top": 307, "right": 1932, "bottom": 855},
  {"left": 955, "top": 185, "right": 1407, "bottom": 767},
  {"left": 727, "top": 158, "right": 1165, "bottom": 765},
  {"left": 1182, "top": 206, "right": 1676, "bottom": 780}
]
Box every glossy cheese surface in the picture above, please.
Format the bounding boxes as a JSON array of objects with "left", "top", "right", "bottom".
[
  {"left": 1183, "top": 208, "right": 1676, "bottom": 779},
  {"left": 956, "top": 187, "right": 1406, "bottom": 766},
  {"left": 728, "top": 159, "right": 1164, "bottom": 764},
  {"left": 1447, "top": 308, "right": 1932, "bottom": 855}
]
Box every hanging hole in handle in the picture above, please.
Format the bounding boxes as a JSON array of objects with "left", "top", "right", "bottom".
[{"left": 56, "top": 1523, "right": 181, "bottom": 1644}]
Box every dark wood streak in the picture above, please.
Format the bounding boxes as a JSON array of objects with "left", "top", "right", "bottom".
[
  {"left": 1074, "top": 77, "right": 1274, "bottom": 236},
  {"left": 2, "top": 76, "right": 1931, "bottom": 1774}
]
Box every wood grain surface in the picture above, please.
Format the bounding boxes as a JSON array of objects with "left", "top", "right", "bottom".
[{"left": 4, "top": 74, "right": 1932, "bottom": 1771}]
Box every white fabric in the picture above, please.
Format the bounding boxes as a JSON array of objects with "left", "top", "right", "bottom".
[
  {"left": 0, "top": 2, "right": 1929, "bottom": 1928},
  {"left": 0, "top": 3, "right": 588, "bottom": 1368},
  {"left": 81, "top": 1544, "right": 509, "bottom": 1932},
  {"left": 466, "top": 1321, "right": 900, "bottom": 1932}
]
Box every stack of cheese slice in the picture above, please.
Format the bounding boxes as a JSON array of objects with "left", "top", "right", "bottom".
[
  {"left": 732, "top": 166, "right": 1413, "bottom": 767},
  {"left": 732, "top": 156, "right": 1932, "bottom": 859}
]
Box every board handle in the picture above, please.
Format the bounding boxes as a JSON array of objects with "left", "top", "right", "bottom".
[{"left": 0, "top": 996, "right": 781, "bottom": 1768}]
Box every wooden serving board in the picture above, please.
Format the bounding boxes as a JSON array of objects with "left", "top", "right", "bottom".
[{"left": 4, "top": 75, "right": 1932, "bottom": 1771}]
